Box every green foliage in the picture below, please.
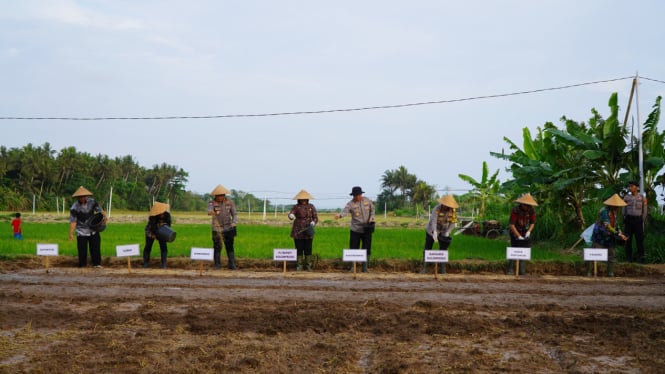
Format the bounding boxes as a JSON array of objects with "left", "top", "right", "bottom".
[
  {"left": 458, "top": 161, "right": 502, "bottom": 220},
  {"left": 491, "top": 93, "right": 664, "bottom": 234},
  {"left": 0, "top": 143, "right": 190, "bottom": 211},
  {"left": 377, "top": 165, "right": 435, "bottom": 213}
]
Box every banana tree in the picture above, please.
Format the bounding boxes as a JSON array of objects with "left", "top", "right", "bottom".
[{"left": 458, "top": 161, "right": 501, "bottom": 220}]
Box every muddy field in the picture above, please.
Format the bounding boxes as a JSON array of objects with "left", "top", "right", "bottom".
[{"left": 1, "top": 259, "right": 664, "bottom": 373}]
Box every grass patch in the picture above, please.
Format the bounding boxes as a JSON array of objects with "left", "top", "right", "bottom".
[{"left": 0, "top": 221, "right": 581, "bottom": 262}]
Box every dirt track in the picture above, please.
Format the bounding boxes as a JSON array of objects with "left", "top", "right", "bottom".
[{"left": 1, "top": 262, "right": 664, "bottom": 373}]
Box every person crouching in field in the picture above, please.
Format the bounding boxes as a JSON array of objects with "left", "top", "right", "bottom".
[
  {"left": 288, "top": 189, "right": 318, "bottom": 271},
  {"left": 11, "top": 212, "right": 22, "bottom": 240},
  {"left": 69, "top": 186, "right": 107, "bottom": 268},
  {"left": 143, "top": 202, "right": 172, "bottom": 269},
  {"left": 208, "top": 184, "right": 238, "bottom": 270},
  {"left": 422, "top": 195, "right": 458, "bottom": 274},
  {"left": 508, "top": 193, "right": 538, "bottom": 275},
  {"left": 590, "top": 194, "right": 628, "bottom": 277}
]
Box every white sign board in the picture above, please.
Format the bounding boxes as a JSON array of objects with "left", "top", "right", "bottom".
[
  {"left": 343, "top": 249, "right": 367, "bottom": 262},
  {"left": 583, "top": 248, "right": 608, "bottom": 262},
  {"left": 424, "top": 250, "right": 449, "bottom": 263},
  {"left": 274, "top": 249, "right": 297, "bottom": 261},
  {"left": 506, "top": 247, "right": 531, "bottom": 260},
  {"left": 37, "top": 243, "right": 59, "bottom": 256},
  {"left": 116, "top": 244, "right": 140, "bottom": 257},
  {"left": 190, "top": 247, "right": 214, "bottom": 261}
]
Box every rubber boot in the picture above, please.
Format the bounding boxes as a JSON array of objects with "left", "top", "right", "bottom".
[
  {"left": 214, "top": 250, "right": 221, "bottom": 269},
  {"left": 160, "top": 251, "right": 167, "bottom": 269},
  {"left": 507, "top": 260, "right": 515, "bottom": 275},
  {"left": 607, "top": 262, "right": 615, "bottom": 277},
  {"left": 305, "top": 255, "right": 313, "bottom": 271},
  {"left": 362, "top": 255, "right": 369, "bottom": 273},
  {"left": 586, "top": 262, "right": 592, "bottom": 277},
  {"left": 438, "top": 262, "right": 446, "bottom": 274},
  {"left": 143, "top": 250, "right": 150, "bottom": 268},
  {"left": 519, "top": 261, "right": 526, "bottom": 275},
  {"left": 420, "top": 251, "right": 427, "bottom": 274},
  {"left": 227, "top": 251, "right": 237, "bottom": 270},
  {"left": 296, "top": 256, "right": 303, "bottom": 271}
]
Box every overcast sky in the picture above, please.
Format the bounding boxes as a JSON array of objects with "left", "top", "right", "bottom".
[{"left": 2, "top": 1, "right": 664, "bottom": 208}]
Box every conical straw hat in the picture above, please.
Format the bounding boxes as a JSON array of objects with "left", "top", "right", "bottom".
[
  {"left": 210, "top": 184, "right": 231, "bottom": 196},
  {"left": 515, "top": 193, "right": 538, "bottom": 206},
  {"left": 72, "top": 186, "right": 93, "bottom": 197},
  {"left": 603, "top": 193, "right": 627, "bottom": 207},
  {"left": 149, "top": 202, "right": 170, "bottom": 216},
  {"left": 293, "top": 189, "right": 314, "bottom": 200},
  {"left": 438, "top": 195, "right": 459, "bottom": 209}
]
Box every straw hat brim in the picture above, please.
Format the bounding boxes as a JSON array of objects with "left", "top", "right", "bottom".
[
  {"left": 515, "top": 193, "right": 538, "bottom": 206},
  {"left": 72, "top": 186, "right": 93, "bottom": 197},
  {"left": 603, "top": 194, "right": 627, "bottom": 207},
  {"left": 437, "top": 195, "right": 459, "bottom": 209},
  {"left": 149, "top": 202, "right": 170, "bottom": 216},
  {"left": 293, "top": 189, "right": 314, "bottom": 200},
  {"left": 211, "top": 184, "right": 231, "bottom": 196}
]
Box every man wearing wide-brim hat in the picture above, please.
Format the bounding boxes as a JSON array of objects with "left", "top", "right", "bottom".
[
  {"left": 207, "top": 184, "right": 238, "bottom": 269},
  {"left": 288, "top": 189, "right": 319, "bottom": 271},
  {"left": 143, "top": 202, "right": 173, "bottom": 269},
  {"left": 507, "top": 193, "right": 538, "bottom": 275},
  {"left": 422, "top": 195, "right": 459, "bottom": 274},
  {"left": 589, "top": 194, "right": 628, "bottom": 277},
  {"left": 334, "top": 186, "right": 375, "bottom": 272},
  {"left": 69, "top": 186, "right": 107, "bottom": 268}
]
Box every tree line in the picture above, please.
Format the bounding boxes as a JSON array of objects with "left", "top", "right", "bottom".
[{"left": 0, "top": 143, "right": 194, "bottom": 212}]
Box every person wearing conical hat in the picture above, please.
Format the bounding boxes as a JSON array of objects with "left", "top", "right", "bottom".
[
  {"left": 69, "top": 186, "right": 107, "bottom": 268},
  {"left": 622, "top": 181, "right": 648, "bottom": 263},
  {"left": 207, "top": 184, "right": 238, "bottom": 270},
  {"left": 422, "top": 195, "right": 459, "bottom": 274},
  {"left": 507, "top": 193, "right": 538, "bottom": 275},
  {"left": 589, "top": 194, "right": 628, "bottom": 277},
  {"left": 287, "top": 190, "right": 319, "bottom": 271},
  {"left": 334, "top": 186, "right": 375, "bottom": 273},
  {"left": 143, "top": 202, "right": 173, "bottom": 269}
]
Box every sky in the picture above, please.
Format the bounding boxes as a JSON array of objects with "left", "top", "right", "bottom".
[{"left": 2, "top": 0, "right": 664, "bottom": 209}]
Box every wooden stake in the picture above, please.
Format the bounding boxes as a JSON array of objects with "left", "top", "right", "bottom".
[
  {"left": 594, "top": 261, "right": 597, "bottom": 277},
  {"left": 45, "top": 256, "right": 49, "bottom": 273},
  {"left": 127, "top": 257, "right": 132, "bottom": 273},
  {"left": 199, "top": 261, "right": 203, "bottom": 276},
  {"left": 283, "top": 261, "right": 286, "bottom": 273},
  {"left": 516, "top": 260, "right": 520, "bottom": 277}
]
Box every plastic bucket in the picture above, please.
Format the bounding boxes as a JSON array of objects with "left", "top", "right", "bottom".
[{"left": 156, "top": 225, "right": 176, "bottom": 242}]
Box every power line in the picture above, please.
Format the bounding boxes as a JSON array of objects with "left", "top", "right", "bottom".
[{"left": 2, "top": 75, "right": 662, "bottom": 121}]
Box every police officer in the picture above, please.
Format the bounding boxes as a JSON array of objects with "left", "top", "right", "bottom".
[
  {"left": 69, "top": 186, "right": 107, "bottom": 268},
  {"left": 208, "top": 184, "right": 238, "bottom": 269},
  {"left": 623, "top": 181, "right": 647, "bottom": 263},
  {"left": 335, "top": 186, "right": 375, "bottom": 272},
  {"left": 422, "top": 195, "right": 458, "bottom": 274},
  {"left": 143, "top": 202, "right": 172, "bottom": 269}
]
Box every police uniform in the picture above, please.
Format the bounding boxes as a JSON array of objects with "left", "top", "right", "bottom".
[{"left": 208, "top": 184, "right": 238, "bottom": 269}]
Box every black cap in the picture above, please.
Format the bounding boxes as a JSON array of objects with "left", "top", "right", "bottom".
[
  {"left": 350, "top": 186, "right": 364, "bottom": 196},
  {"left": 627, "top": 181, "right": 639, "bottom": 187}
]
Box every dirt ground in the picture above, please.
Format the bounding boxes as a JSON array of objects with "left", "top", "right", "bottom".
[{"left": 1, "top": 258, "right": 664, "bottom": 373}]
